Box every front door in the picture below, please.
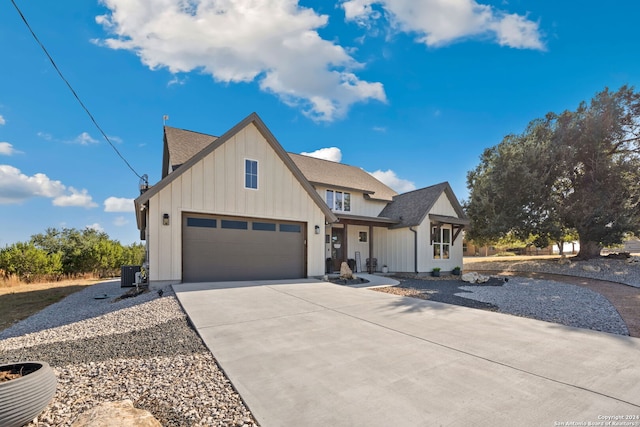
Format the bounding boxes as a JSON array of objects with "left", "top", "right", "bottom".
[{"left": 331, "top": 228, "right": 344, "bottom": 272}]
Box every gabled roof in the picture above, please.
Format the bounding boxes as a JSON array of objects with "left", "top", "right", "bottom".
[
  {"left": 288, "top": 153, "right": 397, "bottom": 202},
  {"left": 161, "top": 122, "right": 398, "bottom": 202},
  {"left": 162, "top": 127, "right": 218, "bottom": 178},
  {"left": 135, "top": 113, "right": 338, "bottom": 230},
  {"left": 378, "top": 182, "right": 468, "bottom": 229}
]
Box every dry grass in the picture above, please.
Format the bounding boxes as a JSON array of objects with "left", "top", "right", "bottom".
[
  {"left": 464, "top": 255, "right": 562, "bottom": 264},
  {"left": 0, "top": 278, "right": 105, "bottom": 332}
]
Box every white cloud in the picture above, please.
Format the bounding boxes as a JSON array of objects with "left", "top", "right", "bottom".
[
  {"left": 86, "top": 223, "right": 104, "bottom": 232},
  {"left": 52, "top": 187, "right": 99, "bottom": 208},
  {"left": 0, "top": 165, "right": 66, "bottom": 204},
  {"left": 0, "top": 115, "right": 5, "bottom": 125},
  {"left": 342, "top": 0, "right": 544, "bottom": 49},
  {"left": 300, "top": 147, "right": 342, "bottom": 162},
  {"left": 0, "top": 142, "right": 19, "bottom": 156},
  {"left": 113, "top": 216, "right": 129, "bottom": 226},
  {"left": 368, "top": 169, "right": 416, "bottom": 193},
  {"left": 104, "top": 196, "right": 134, "bottom": 212},
  {"left": 372, "top": 126, "right": 386, "bottom": 132},
  {"left": 74, "top": 132, "right": 99, "bottom": 145},
  {"left": 96, "top": 0, "right": 386, "bottom": 122},
  {"left": 0, "top": 165, "right": 98, "bottom": 207},
  {"left": 37, "top": 132, "right": 53, "bottom": 141},
  {"left": 168, "top": 75, "right": 187, "bottom": 87}
]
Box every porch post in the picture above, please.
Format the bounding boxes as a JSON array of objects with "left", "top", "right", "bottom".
[
  {"left": 343, "top": 223, "right": 349, "bottom": 266},
  {"left": 368, "top": 225, "right": 374, "bottom": 273}
]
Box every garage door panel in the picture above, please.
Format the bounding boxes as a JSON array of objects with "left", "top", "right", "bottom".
[{"left": 182, "top": 214, "right": 305, "bottom": 282}]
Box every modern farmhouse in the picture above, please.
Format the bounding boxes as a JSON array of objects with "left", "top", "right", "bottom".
[{"left": 134, "top": 113, "right": 469, "bottom": 286}]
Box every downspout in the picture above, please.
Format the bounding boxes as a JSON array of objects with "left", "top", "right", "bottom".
[{"left": 409, "top": 226, "right": 418, "bottom": 274}]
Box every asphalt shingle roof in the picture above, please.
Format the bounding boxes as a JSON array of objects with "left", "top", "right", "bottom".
[
  {"left": 164, "top": 126, "right": 217, "bottom": 174},
  {"left": 378, "top": 182, "right": 467, "bottom": 228},
  {"left": 288, "top": 153, "right": 397, "bottom": 202}
]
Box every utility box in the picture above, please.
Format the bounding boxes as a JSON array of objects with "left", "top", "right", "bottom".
[{"left": 121, "top": 265, "right": 141, "bottom": 287}]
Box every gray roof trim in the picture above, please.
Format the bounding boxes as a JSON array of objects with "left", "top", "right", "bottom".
[
  {"left": 380, "top": 182, "right": 468, "bottom": 229},
  {"left": 335, "top": 213, "right": 399, "bottom": 225},
  {"left": 135, "top": 113, "right": 337, "bottom": 228},
  {"left": 429, "top": 214, "right": 470, "bottom": 226}
]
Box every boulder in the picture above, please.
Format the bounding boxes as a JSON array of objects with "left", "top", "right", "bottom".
[
  {"left": 340, "top": 262, "right": 354, "bottom": 280},
  {"left": 461, "top": 272, "right": 490, "bottom": 284},
  {"left": 582, "top": 264, "right": 601, "bottom": 272},
  {"left": 557, "top": 255, "right": 571, "bottom": 265},
  {"left": 71, "top": 400, "right": 162, "bottom": 427}
]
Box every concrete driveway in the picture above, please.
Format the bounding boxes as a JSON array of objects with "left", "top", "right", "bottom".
[{"left": 173, "top": 279, "right": 640, "bottom": 427}]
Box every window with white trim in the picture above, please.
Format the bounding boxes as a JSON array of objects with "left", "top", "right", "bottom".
[
  {"left": 326, "top": 190, "right": 351, "bottom": 212},
  {"left": 432, "top": 226, "right": 451, "bottom": 259},
  {"left": 245, "top": 159, "right": 258, "bottom": 189}
]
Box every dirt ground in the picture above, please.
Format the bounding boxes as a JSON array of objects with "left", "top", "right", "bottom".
[{"left": 0, "top": 278, "right": 103, "bottom": 331}]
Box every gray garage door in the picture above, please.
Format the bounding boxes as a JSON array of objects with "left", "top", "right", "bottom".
[{"left": 182, "top": 213, "right": 306, "bottom": 282}]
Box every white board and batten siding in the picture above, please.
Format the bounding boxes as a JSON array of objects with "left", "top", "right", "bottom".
[
  {"left": 373, "top": 226, "right": 415, "bottom": 273},
  {"left": 422, "top": 192, "right": 464, "bottom": 272},
  {"left": 374, "top": 192, "right": 465, "bottom": 273},
  {"left": 147, "top": 122, "right": 327, "bottom": 283}
]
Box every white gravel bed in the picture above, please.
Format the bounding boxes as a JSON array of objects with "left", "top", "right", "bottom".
[
  {"left": 456, "top": 277, "right": 629, "bottom": 335},
  {"left": 0, "top": 281, "right": 258, "bottom": 427},
  {"left": 467, "top": 257, "right": 640, "bottom": 287}
]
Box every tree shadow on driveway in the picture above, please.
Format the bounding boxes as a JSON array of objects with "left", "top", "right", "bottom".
[{"left": 372, "top": 277, "right": 499, "bottom": 314}]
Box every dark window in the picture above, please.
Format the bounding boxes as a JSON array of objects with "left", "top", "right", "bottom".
[
  {"left": 344, "top": 193, "right": 351, "bottom": 212},
  {"left": 253, "top": 222, "right": 276, "bottom": 231},
  {"left": 221, "top": 220, "right": 248, "bottom": 230},
  {"left": 280, "top": 224, "right": 301, "bottom": 233},
  {"left": 326, "top": 190, "right": 334, "bottom": 209},
  {"left": 359, "top": 231, "right": 367, "bottom": 242},
  {"left": 245, "top": 159, "right": 258, "bottom": 189},
  {"left": 187, "top": 217, "right": 217, "bottom": 228}
]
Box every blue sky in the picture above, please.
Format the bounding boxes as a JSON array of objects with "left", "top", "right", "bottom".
[{"left": 1, "top": 0, "right": 639, "bottom": 246}]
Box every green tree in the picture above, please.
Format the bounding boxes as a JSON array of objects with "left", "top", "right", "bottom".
[
  {"left": 30, "top": 227, "right": 145, "bottom": 277},
  {"left": 122, "top": 243, "right": 146, "bottom": 266},
  {"left": 0, "top": 242, "right": 63, "bottom": 282},
  {"left": 466, "top": 86, "right": 640, "bottom": 259}
]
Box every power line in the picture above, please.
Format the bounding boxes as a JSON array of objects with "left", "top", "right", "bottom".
[{"left": 10, "top": 0, "right": 146, "bottom": 183}]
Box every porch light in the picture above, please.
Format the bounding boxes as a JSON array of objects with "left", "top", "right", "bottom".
[
  {"left": 162, "top": 213, "right": 170, "bottom": 226},
  {"left": 315, "top": 225, "right": 320, "bottom": 234}
]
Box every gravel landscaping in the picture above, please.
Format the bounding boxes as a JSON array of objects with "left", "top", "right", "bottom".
[
  {"left": 0, "top": 280, "right": 258, "bottom": 427},
  {"left": 457, "top": 276, "right": 629, "bottom": 335},
  {"left": 375, "top": 260, "right": 636, "bottom": 336},
  {"left": 467, "top": 256, "right": 640, "bottom": 287}
]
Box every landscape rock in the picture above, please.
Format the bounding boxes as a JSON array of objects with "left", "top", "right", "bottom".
[
  {"left": 626, "top": 256, "right": 640, "bottom": 264},
  {"left": 340, "top": 262, "right": 354, "bottom": 280},
  {"left": 582, "top": 264, "right": 601, "bottom": 272},
  {"left": 0, "top": 283, "right": 259, "bottom": 427},
  {"left": 461, "top": 272, "right": 490, "bottom": 284},
  {"left": 71, "top": 400, "right": 162, "bottom": 427},
  {"left": 557, "top": 256, "right": 571, "bottom": 265}
]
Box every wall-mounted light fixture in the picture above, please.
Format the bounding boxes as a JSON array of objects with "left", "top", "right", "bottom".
[
  {"left": 162, "top": 213, "right": 170, "bottom": 226},
  {"left": 315, "top": 225, "right": 321, "bottom": 234}
]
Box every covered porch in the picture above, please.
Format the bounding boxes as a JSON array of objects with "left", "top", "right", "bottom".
[{"left": 325, "top": 214, "right": 399, "bottom": 274}]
